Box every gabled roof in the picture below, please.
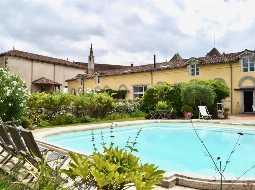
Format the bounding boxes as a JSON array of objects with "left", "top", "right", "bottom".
[
  {"left": 66, "top": 49, "right": 253, "bottom": 81},
  {"left": 0, "top": 49, "right": 129, "bottom": 71},
  {"left": 32, "top": 77, "right": 61, "bottom": 86},
  {"left": 206, "top": 48, "right": 221, "bottom": 57},
  {"left": 170, "top": 53, "right": 182, "bottom": 62},
  {"left": 0, "top": 50, "right": 86, "bottom": 69}
]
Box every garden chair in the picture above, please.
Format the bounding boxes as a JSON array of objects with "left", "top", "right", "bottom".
[
  {"left": 198, "top": 106, "right": 212, "bottom": 120},
  {"left": 4, "top": 125, "right": 68, "bottom": 182},
  {"left": 18, "top": 127, "right": 68, "bottom": 168},
  {"left": 0, "top": 124, "right": 22, "bottom": 169}
]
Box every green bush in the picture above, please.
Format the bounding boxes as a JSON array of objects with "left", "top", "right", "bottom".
[
  {"left": 21, "top": 116, "right": 33, "bottom": 129},
  {"left": 63, "top": 147, "right": 164, "bottom": 190},
  {"left": 181, "top": 82, "right": 216, "bottom": 117},
  {"left": 27, "top": 92, "right": 115, "bottom": 126},
  {"left": 181, "top": 105, "right": 193, "bottom": 113},
  {"left": 99, "top": 89, "right": 128, "bottom": 99},
  {"left": 141, "top": 84, "right": 182, "bottom": 116},
  {"left": 0, "top": 170, "right": 29, "bottom": 190},
  {"left": 189, "top": 79, "right": 229, "bottom": 103},
  {"left": 141, "top": 84, "right": 171, "bottom": 113},
  {"left": 155, "top": 101, "right": 169, "bottom": 111},
  {"left": 0, "top": 69, "right": 28, "bottom": 121},
  {"left": 87, "top": 93, "right": 114, "bottom": 118},
  {"left": 113, "top": 100, "right": 140, "bottom": 114},
  {"left": 206, "top": 79, "right": 230, "bottom": 102}
]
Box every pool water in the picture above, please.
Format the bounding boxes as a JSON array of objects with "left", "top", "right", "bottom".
[{"left": 45, "top": 122, "right": 255, "bottom": 179}]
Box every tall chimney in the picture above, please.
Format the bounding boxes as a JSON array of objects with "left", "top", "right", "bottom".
[
  {"left": 88, "top": 43, "right": 95, "bottom": 74},
  {"left": 153, "top": 54, "right": 156, "bottom": 68}
]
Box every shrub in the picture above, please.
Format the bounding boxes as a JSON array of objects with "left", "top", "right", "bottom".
[
  {"left": 87, "top": 93, "right": 115, "bottom": 118},
  {"left": 181, "top": 105, "right": 193, "bottom": 113},
  {"left": 63, "top": 147, "right": 164, "bottom": 190},
  {"left": 141, "top": 84, "right": 171, "bottom": 113},
  {"left": 189, "top": 79, "right": 230, "bottom": 103},
  {"left": 21, "top": 116, "right": 33, "bottom": 129},
  {"left": 155, "top": 101, "right": 169, "bottom": 111},
  {"left": 49, "top": 114, "right": 80, "bottom": 126},
  {"left": 113, "top": 100, "right": 140, "bottom": 114},
  {"left": 0, "top": 69, "right": 28, "bottom": 121},
  {"left": 141, "top": 84, "right": 182, "bottom": 116},
  {"left": 206, "top": 79, "right": 230, "bottom": 102},
  {"left": 181, "top": 82, "right": 216, "bottom": 117},
  {"left": 31, "top": 158, "right": 66, "bottom": 190},
  {"left": 99, "top": 89, "right": 128, "bottom": 99}
]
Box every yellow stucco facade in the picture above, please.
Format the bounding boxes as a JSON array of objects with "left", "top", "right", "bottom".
[{"left": 67, "top": 49, "right": 255, "bottom": 115}]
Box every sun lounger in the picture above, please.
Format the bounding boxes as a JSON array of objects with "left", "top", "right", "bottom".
[
  {"left": 0, "top": 124, "right": 21, "bottom": 169},
  {"left": 198, "top": 106, "right": 212, "bottom": 120},
  {"left": 7, "top": 126, "right": 67, "bottom": 166}
]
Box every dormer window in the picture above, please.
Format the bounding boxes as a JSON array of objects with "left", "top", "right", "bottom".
[
  {"left": 189, "top": 64, "right": 199, "bottom": 76},
  {"left": 242, "top": 56, "right": 254, "bottom": 72}
]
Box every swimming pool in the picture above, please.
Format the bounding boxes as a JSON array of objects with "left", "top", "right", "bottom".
[{"left": 45, "top": 122, "right": 255, "bottom": 179}]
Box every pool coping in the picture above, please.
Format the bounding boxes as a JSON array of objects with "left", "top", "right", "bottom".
[
  {"left": 33, "top": 119, "right": 255, "bottom": 140},
  {"left": 33, "top": 119, "right": 255, "bottom": 190}
]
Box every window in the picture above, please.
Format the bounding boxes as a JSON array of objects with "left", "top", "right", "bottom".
[
  {"left": 189, "top": 64, "right": 199, "bottom": 76},
  {"left": 242, "top": 57, "right": 255, "bottom": 72},
  {"left": 133, "top": 85, "right": 147, "bottom": 98}
]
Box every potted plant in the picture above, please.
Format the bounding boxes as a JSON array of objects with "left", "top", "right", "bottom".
[{"left": 182, "top": 105, "right": 193, "bottom": 119}]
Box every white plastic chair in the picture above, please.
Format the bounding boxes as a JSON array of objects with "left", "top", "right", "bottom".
[{"left": 198, "top": 106, "right": 212, "bottom": 120}]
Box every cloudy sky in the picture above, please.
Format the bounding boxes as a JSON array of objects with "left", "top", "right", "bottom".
[{"left": 0, "top": 0, "right": 255, "bottom": 65}]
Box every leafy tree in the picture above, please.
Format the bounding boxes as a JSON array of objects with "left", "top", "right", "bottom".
[{"left": 0, "top": 69, "right": 28, "bottom": 121}]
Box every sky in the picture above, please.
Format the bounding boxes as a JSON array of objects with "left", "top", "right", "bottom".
[{"left": 0, "top": 0, "right": 255, "bottom": 65}]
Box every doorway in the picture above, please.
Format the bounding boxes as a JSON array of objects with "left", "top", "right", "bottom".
[{"left": 243, "top": 91, "right": 253, "bottom": 112}]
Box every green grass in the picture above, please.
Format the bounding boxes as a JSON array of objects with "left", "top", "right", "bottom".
[{"left": 0, "top": 170, "right": 29, "bottom": 190}]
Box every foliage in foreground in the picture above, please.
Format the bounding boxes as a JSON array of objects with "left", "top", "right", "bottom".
[
  {"left": 63, "top": 147, "right": 164, "bottom": 190},
  {"left": 0, "top": 170, "right": 29, "bottom": 190},
  {"left": 0, "top": 68, "right": 28, "bottom": 122},
  {"left": 30, "top": 158, "right": 67, "bottom": 190}
]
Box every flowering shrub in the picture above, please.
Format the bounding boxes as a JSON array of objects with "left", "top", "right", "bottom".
[
  {"left": 0, "top": 69, "right": 28, "bottom": 121},
  {"left": 113, "top": 100, "right": 140, "bottom": 114}
]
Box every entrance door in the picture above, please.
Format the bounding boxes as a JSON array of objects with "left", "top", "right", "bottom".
[{"left": 244, "top": 91, "right": 253, "bottom": 112}]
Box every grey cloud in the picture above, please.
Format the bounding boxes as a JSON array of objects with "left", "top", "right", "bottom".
[{"left": 0, "top": 0, "right": 255, "bottom": 65}]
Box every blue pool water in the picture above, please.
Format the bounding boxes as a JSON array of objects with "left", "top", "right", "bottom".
[{"left": 45, "top": 122, "right": 255, "bottom": 178}]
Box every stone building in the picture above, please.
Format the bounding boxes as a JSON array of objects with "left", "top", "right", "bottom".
[
  {"left": 67, "top": 48, "right": 255, "bottom": 114},
  {"left": 0, "top": 45, "right": 127, "bottom": 93}
]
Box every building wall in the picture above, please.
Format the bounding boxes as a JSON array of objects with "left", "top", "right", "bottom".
[
  {"left": 68, "top": 59, "right": 255, "bottom": 114},
  {"left": 6, "top": 56, "right": 85, "bottom": 92}
]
